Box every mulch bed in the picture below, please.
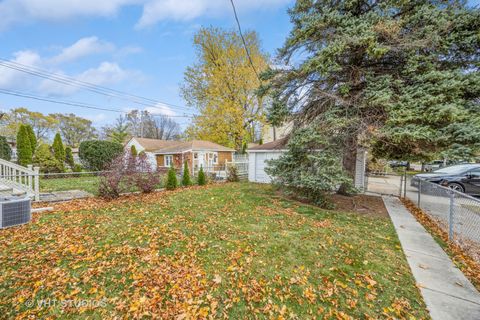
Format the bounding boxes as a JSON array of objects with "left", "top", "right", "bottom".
[{"left": 330, "top": 194, "right": 388, "bottom": 218}]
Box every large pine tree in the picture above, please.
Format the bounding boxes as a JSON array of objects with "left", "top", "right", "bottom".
[{"left": 263, "top": 0, "right": 480, "bottom": 193}]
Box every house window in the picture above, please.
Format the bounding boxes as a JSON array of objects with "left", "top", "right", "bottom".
[
  {"left": 164, "top": 155, "right": 173, "bottom": 167},
  {"left": 212, "top": 152, "right": 218, "bottom": 164},
  {"left": 194, "top": 153, "right": 198, "bottom": 159}
]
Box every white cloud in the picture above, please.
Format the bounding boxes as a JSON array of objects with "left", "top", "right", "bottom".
[
  {"left": 0, "top": 35, "right": 143, "bottom": 97},
  {"left": 50, "top": 37, "right": 115, "bottom": 64},
  {"left": 85, "top": 112, "right": 108, "bottom": 123},
  {"left": 38, "top": 61, "right": 135, "bottom": 96},
  {"left": 144, "top": 103, "right": 176, "bottom": 117},
  {"left": 0, "top": 50, "right": 42, "bottom": 89},
  {"left": 0, "top": 0, "right": 292, "bottom": 30},
  {"left": 0, "top": 0, "right": 141, "bottom": 30},
  {"left": 136, "top": 0, "right": 292, "bottom": 28}
]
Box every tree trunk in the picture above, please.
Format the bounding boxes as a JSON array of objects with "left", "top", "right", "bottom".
[{"left": 337, "top": 135, "right": 358, "bottom": 195}]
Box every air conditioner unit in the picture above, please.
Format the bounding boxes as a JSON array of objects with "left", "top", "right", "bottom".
[{"left": 0, "top": 197, "right": 31, "bottom": 229}]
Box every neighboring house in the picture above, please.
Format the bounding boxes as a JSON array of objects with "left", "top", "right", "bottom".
[
  {"left": 6, "top": 139, "right": 17, "bottom": 161},
  {"left": 125, "top": 137, "right": 179, "bottom": 169},
  {"left": 262, "top": 121, "right": 293, "bottom": 144},
  {"left": 247, "top": 137, "right": 367, "bottom": 190},
  {"left": 70, "top": 148, "right": 80, "bottom": 163},
  {"left": 155, "top": 140, "right": 234, "bottom": 176},
  {"left": 125, "top": 137, "right": 235, "bottom": 175}
]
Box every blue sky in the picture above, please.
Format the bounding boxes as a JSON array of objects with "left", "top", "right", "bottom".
[
  {"left": 0, "top": 0, "right": 294, "bottom": 129},
  {"left": 0, "top": 0, "right": 478, "bottom": 130}
]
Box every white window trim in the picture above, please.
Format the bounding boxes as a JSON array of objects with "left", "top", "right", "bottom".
[{"left": 164, "top": 155, "right": 173, "bottom": 167}]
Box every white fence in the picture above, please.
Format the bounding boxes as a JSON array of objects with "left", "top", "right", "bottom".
[{"left": 0, "top": 158, "right": 39, "bottom": 201}]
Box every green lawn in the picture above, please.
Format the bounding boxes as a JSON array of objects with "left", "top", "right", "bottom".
[
  {"left": 0, "top": 183, "right": 428, "bottom": 319},
  {"left": 39, "top": 175, "right": 165, "bottom": 196},
  {"left": 40, "top": 175, "right": 100, "bottom": 195}
]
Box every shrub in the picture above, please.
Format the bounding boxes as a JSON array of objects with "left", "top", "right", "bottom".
[
  {"left": 52, "top": 133, "right": 65, "bottom": 163},
  {"left": 134, "top": 152, "right": 160, "bottom": 193},
  {"left": 25, "top": 124, "right": 37, "bottom": 154},
  {"left": 130, "top": 145, "right": 138, "bottom": 157},
  {"left": 72, "top": 163, "right": 83, "bottom": 177},
  {"left": 79, "top": 140, "right": 123, "bottom": 171},
  {"left": 197, "top": 166, "right": 206, "bottom": 186},
  {"left": 16, "top": 125, "right": 32, "bottom": 166},
  {"left": 65, "top": 147, "right": 75, "bottom": 169},
  {"left": 226, "top": 165, "right": 239, "bottom": 182},
  {"left": 33, "top": 144, "right": 63, "bottom": 174},
  {"left": 0, "top": 136, "right": 12, "bottom": 161},
  {"left": 181, "top": 161, "right": 192, "bottom": 186},
  {"left": 265, "top": 128, "right": 353, "bottom": 208},
  {"left": 98, "top": 154, "right": 129, "bottom": 199},
  {"left": 165, "top": 166, "right": 178, "bottom": 190}
]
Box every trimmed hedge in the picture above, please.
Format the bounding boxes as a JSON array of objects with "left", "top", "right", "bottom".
[
  {"left": 25, "top": 124, "right": 37, "bottom": 154},
  {"left": 181, "top": 161, "right": 192, "bottom": 186},
  {"left": 52, "top": 133, "right": 65, "bottom": 163},
  {"left": 197, "top": 166, "right": 206, "bottom": 186},
  {"left": 16, "top": 125, "right": 32, "bottom": 166},
  {"left": 165, "top": 166, "right": 178, "bottom": 190},
  {"left": 79, "top": 140, "right": 123, "bottom": 171}
]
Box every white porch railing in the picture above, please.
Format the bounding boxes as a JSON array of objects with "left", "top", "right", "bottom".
[
  {"left": 0, "top": 158, "right": 39, "bottom": 201},
  {"left": 226, "top": 160, "right": 248, "bottom": 179}
]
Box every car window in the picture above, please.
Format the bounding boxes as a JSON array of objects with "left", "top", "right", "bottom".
[
  {"left": 435, "top": 165, "right": 475, "bottom": 174},
  {"left": 470, "top": 168, "right": 480, "bottom": 178}
]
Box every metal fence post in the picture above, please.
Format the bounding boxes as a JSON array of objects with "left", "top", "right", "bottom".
[
  {"left": 399, "top": 174, "right": 403, "bottom": 197},
  {"left": 403, "top": 171, "right": 407, "bottom": 198},
  {"left": 449, "top": 191, "right": 454, "bottom": 240},
  {"left": 417, "top": 179, "right": 421, "bottom": 206}
]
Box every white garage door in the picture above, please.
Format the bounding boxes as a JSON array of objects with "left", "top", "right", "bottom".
[{"left": 253, "top": 152, "right": 282, "bottom": 183}]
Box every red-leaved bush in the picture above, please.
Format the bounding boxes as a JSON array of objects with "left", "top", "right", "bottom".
[
  {"left": 98, "top": 154, "right": 130, "bottom": 199},
  {"left": 98, "top": 151, "right": 161, "bottom": 198},
  {"left": 133, "top": 152, "right": 160, "bottom": 193}
]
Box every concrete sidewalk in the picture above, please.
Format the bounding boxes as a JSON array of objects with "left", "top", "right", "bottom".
[{"left": 383, "top": 196, "right": 480, "bottom": 320}]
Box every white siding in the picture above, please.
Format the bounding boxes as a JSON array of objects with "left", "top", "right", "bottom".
[
  {"left": 354, "top": 148, "right": 367, "bottom": 190},
  {"left": 248, "top": 152, "right": 256, "bottom": 182},
  {"left": 124, "top": 138, "right": 157, "bottom": 170},
  {"left": 248, "top": 151, "right": 284, "bottom": 183}
]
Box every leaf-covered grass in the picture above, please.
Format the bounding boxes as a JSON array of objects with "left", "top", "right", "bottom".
[{"left": 0, "top": 183, "right": 429, "bottom": 319}]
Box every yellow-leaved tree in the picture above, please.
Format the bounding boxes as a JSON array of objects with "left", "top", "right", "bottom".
[{"left": 181, "top": 27, "right": 268, "bottom": 150}]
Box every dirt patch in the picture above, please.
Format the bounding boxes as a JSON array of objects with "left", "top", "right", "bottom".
[{"left": 330, "top": 194, "right": 388, "bottom": 217}]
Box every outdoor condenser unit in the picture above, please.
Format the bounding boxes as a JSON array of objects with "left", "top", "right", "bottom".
[{"left": 0, "top": 197, "right": 31, "bottom": 229}]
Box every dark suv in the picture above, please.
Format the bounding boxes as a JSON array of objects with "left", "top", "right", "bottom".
[{"left": 411, "top": 164, "right": 480, "bottom": 195}]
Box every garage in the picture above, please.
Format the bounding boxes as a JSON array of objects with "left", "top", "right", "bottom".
[{"left": 247, "top": 139, "right": 287, "bottom": 183}]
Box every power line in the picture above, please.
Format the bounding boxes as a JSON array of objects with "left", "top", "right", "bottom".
[
  {"left": 0, "top": 88, "right": 194, "bottom": 118},
  {"left": 229, "top": 0, "right": 260, "bottom": 80},
  {"left": 0, "top": 58, "right": 195, "bottom": 114}
]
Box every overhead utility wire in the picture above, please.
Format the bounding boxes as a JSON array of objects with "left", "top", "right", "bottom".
[
  {"left": 0, "top": 59, "right": 194, "bottom": 114},
  {"left": 229, "top": 0, "right": 260, "bottom": 80},
  {"left": 0, "top": 88, "right": 194, "bottom": 118}
]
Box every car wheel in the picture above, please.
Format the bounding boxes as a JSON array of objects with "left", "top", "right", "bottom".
[{"left": 448, "top": 183, "right": 464, "bottom": 193}]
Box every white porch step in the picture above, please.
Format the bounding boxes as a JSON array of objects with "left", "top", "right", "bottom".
[{"left": 0, "top": 184, "right": 27, "bottom": 197}]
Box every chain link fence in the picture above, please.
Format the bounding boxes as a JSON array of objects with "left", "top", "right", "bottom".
[
  {"left": 365, "top": 172, "right": 480, "bottom": 262},
  {"left": 405, "top": 176, "right": 480, "bottom": 262}
]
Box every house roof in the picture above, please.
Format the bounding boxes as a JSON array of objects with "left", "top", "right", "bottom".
[
  {"left": 131, "top": 137, "right": 180, "bottom": 151},
  {"left": 154, "top": 140, "right": 235, "bottom": 154},
  {"left": 248, "top": 137, "right": 289, "bottom": 151}
]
